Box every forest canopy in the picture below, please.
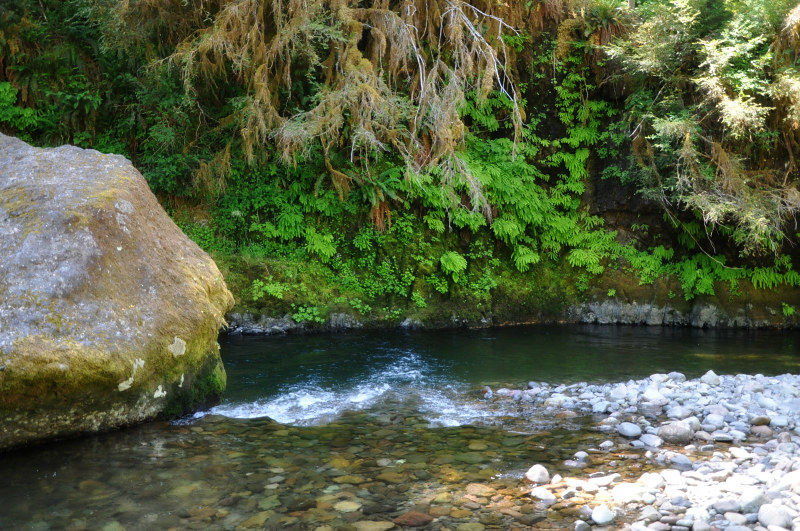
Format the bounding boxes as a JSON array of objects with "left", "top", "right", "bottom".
[{"left": 2, "top": 0, "right": 800, "bottom": 312}]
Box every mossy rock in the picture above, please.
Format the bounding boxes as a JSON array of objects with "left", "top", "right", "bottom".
[{"left": 0, "top": 134, "right": 234, "bottom": 451}]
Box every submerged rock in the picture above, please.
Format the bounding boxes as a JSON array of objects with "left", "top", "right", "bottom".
[{"left": 0, "top": 134, "right": 233, "bottom": 451}]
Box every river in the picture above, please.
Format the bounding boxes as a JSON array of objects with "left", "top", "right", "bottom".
[{"left": 1, "top": 325, "right": 798, "bottom": 530}]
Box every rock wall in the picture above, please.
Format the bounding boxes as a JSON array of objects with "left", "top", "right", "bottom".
[
  {"left": 0, "top": 134, "right": 234, "bottom": 451},
  {"left": 567, "top": 300, "right": 782, "bottom": 328},
  {"left": 225, "top": 296, "right": 798, "bottom": 335}
]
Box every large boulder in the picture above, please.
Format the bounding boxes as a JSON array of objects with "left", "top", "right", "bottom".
[{"left": 0, "top": 134, "right": 234, "bottom": 451}]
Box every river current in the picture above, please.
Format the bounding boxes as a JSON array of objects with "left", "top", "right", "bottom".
[{"left": 1, "top": 325, "right": 798, "bottom": 530}]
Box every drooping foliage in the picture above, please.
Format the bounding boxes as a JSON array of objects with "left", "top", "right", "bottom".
[
  {"left": 607, "top": 0, "right": 800, "bottom": 256},
  {"left": 98, "top": 0, "right": 529, "bottom": 223},
  {"left": 1, "top": 0, "right": 799, "bottom": 314}
]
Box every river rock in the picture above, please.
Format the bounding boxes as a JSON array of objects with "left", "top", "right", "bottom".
[
  {"left": 393, "top": 511, "right": 433, "bottom": 526},
  {"left": 591, "top": 504, "right": 615, "bottom": 525},
  {"left": 658, "top": 421, "right": 694, "bottom": 444},
  {"left": 531, "top": 486, "right": 557, "bottom": 504},
  {"left": 703, "top": 414, "right": 725, "bottom": 430},
  {"left": 700, "top": 370, "right": 720, "bottom": 386},
  {"left": 770, "top": 415, "right": 790, "bottom": 428},
  {"left": 525, "top": 464, "right": 550, "bottom": 484},
  {"left": 640, "top": 434, "right": 663, "bottom": 447},
  {"left": 643, "top": 385, "right": 668, "bottom": 404},
  {"left": 617, "top": 422, "right": 642, "bottom": 438},
  {"left": 738, "top": 487, "right": 768, "bottom": 513},
  {"left": 0, "top": 134, "right": 233, "bottom": 451},
  {"left": 574, "top": 520, "right": 590, "bottom": 531},
  {"left": 757, "top": 503, "right": 792, "bottom": 528},
  {"left": 352, "top": 522, "right": 395, "bottom": 531},
  {"left": 667, "top": 405, "right": 693, "bottom": 419}
]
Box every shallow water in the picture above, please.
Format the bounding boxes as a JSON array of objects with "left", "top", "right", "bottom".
[
  {"left": 211, "top": 325, "right": 800, "bottom": 426},
  {"left": 1, "top": 325, "right": 798, "bottom": 530}
]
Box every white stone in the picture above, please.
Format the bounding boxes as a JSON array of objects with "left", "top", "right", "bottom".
[
  {"left": 729, "top": 447, "right": 754, "bottom": 460},
  {"left": 617, "top": 422, "right": 642, "bottom": 438},
  {"left": 758, "top": 503, "right": 792, "bottom": 528},
  {"left": 703, "top": 413, "right": 726, "bottom": 430},
  {"left": 592, "top": 401, "right": 611, "bottom": 413},
  {"left": 609, "top": 384, "right": 628, "bottom": 400},
  {"left": 667, "top": 452, "right": 693, "bottom": 469},
  {"left": 643, "top": 385, "right": 667, "bottom": 403},
  {"left": 574, "top": 520, "right": 591, "bottom": 531},
  {"left": 667, "top": 405, "right": 693, "bottom": 419},
  {"left": 591, "top": 504, "right": 615, "bottom": 525},
  {"left": 530, "top": 486, "right": 556, "bottom": 504},
  {"left": 684, "top": 416, "right": 702, "bottom": 431},
  {"left": 738, "top": 487, "right": 768, "bottom": 513},
  {"left": 759, "top": 395, "right": 778, "bottom": 409},
  {"left": 611, "top": 482, "right": 643, "bottom": 504},
  {"left": 638, "top": 472, "right": 665, "bottom": 489},
  {"left": 724, "top": 512, "right": 748, "bottom": 525},
  {"left": 744, "top": 380, "right": 765, "bottom": 393},
  {"left": 333, "top": 500, "right": 362, "bottom": 513},
  {"left": 701, "top": 370, "right": 721, "bottom": 386},
  {"left": 770, "top": 415, "right": 790, "bottom": 428},
  {"left": 639, "top": 433, "right": 663, "bottom": 447},
  {"left": 525, "top": 464, "right": 550, "bottom": 484},
  {"left": 589, "top": 473, "right": 621, "bottom": 487}
]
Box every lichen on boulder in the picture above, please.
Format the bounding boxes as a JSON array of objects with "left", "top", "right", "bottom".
[{"left": 0, "top": 134, "right": 234, "bottom": 451}]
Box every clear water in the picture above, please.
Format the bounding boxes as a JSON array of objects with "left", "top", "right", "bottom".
[
  {"left": 210, "top": 325, "right": 800, "bottom": 425},
  {"left": 0, "top": 325, "right": 798, "bottom": 530}
]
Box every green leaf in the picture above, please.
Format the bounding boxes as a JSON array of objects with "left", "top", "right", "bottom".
[
  {"left": 440, "top": 251, "right": 468, "bottom": 279},
  {"left": 511, "top": 245, "right": 540, "bottom": 272}
]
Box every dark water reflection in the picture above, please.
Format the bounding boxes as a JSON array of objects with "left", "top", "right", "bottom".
[{"left": 219, "top": 325, "right": 800, "bottom": 403}]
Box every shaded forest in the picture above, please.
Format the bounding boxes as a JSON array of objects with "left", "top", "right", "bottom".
[{"left": 2, "top": 0, "right": 800, "bottom": 323}]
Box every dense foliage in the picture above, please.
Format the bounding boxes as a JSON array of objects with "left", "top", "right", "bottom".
[{"left": 2, "top": 0, "right": 799, "bottom": 322}]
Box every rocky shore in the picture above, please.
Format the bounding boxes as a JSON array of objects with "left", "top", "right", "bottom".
[{"left": 484, "top": 370, "right": 800, "bottom": 530}]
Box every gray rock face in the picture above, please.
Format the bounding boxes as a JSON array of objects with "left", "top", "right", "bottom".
[
  {"left": 226, "top": 313, "right": 299, "bottom": 335},
  {"left": 225, "top": 311, "right": 364, "bottom": 334},
  {"left": 568, "top": 300, "right": 781, "bottom": 328},
  {"left": 0, "top": 134, "right": 233, "bottom": 451}
]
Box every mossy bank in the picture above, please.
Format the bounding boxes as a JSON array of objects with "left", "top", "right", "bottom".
[{"left": 217, "top": 251, "right": 800, "bottom": 336}]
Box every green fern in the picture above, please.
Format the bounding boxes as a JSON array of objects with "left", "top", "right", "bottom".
[
  {"left": 424, "top": 214, "right": 446, "bottom": 234},
  {"left": 567, "top": 248, "right": 602, "bottom": 273},
  {"left": 492, "top": 215, "right": 523, "bottom": 243},
  {"left": 440, "top": 251, "right": 468, "bottom": 281},
  {"left": 751, "top": 266, "right": 782, "bottom": 290},
  {"left": 252, "top": 277, "right": 290, "bottom": 301},
  {"left": 305, "top": 227, "right": 336, "bottom": 261},
  {"left": 511, "top": 245, "right": 540, "bottom": 272},
  {"left": 277, "top": 204, "right": 305, "bottom": 240}
]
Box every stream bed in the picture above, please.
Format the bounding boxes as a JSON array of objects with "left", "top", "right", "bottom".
[{"left": 1, "top": 325, "right": 799, "bottom": 530}]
